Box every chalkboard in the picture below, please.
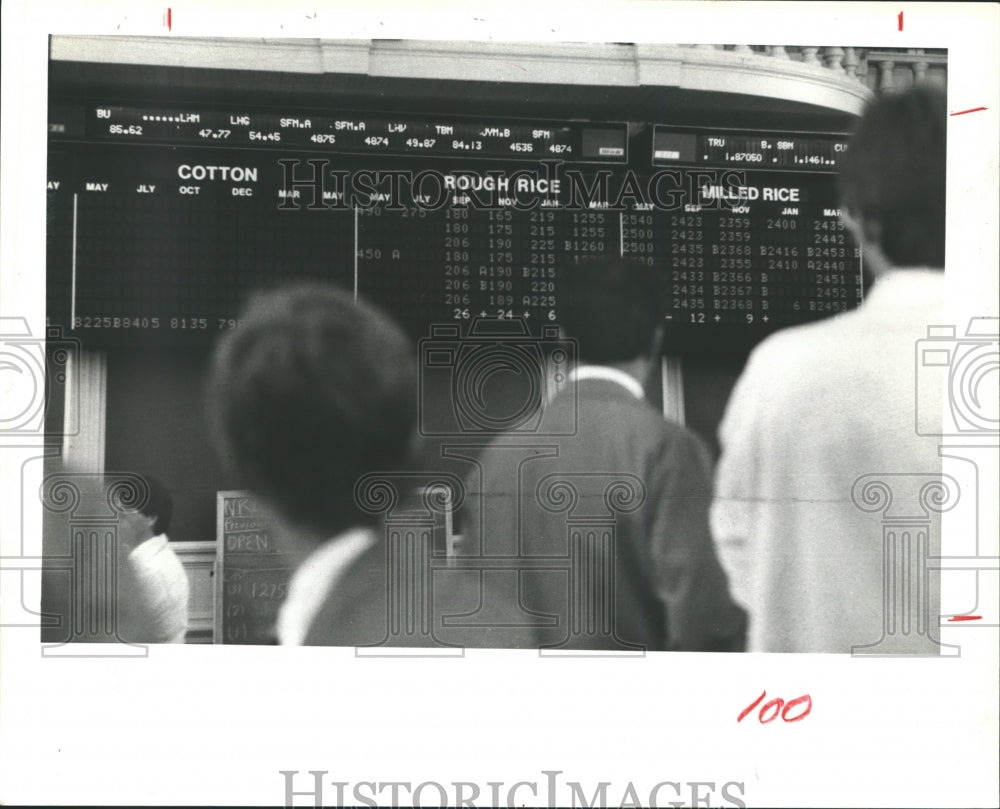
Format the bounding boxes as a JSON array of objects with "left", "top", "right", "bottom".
[{"left": 215, "top": 490, "right": 293, "bottom": 644}]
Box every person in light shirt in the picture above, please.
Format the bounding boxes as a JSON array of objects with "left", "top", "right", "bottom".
[
  {"left": 117, "top": 474, "right": 189, "bottom": 644},
  {"left": 210, "top": 283, "right": 529, "bottom": 648},
  {"left": 208, "top": 285, "right": 419, "bottom": 645},
  {"left": 710, "top": 84, "right": 948, "bottom": 653}
]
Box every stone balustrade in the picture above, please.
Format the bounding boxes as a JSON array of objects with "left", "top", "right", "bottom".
[
  {"left": 49, "top": 37, "right": 946, "bottom": 117},
  {"left": 685, "top": 45, "right": 947, "bottom": 92}
]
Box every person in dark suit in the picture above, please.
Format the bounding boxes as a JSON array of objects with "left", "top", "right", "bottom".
[
  {"left": 462, "top": 257, "right": 747, "bottom": 651},
  {"left": 208, "top": 283, "right": 520, "bottom": 648}
]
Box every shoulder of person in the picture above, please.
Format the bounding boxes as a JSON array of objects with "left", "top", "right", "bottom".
[{"left": 741, "top": 309, "right": 864, "bottom": 394}]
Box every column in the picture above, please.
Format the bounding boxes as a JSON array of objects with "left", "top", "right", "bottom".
[
  {"left": 800, "top": 47, "right": 820, "bottom": 66},
  {"left": 439, "top": 444, "right": 562, "bottom": 632},
  {"left": 354, "top": 472, "right": 467, "bottom": 654},
  {"left": 41, "top": 472, "right": 150, "bottom": 655},
  {"left": 879, "top": 60, "right": 896, "bottom": 92},
  {"left": 823, "top": 47, "right": 845, "bottom": 73},
  {"left": 536, "top": 472, "right": 647, "bottom": 655},
  {"left": 842, "top": 48, "right": 860, "bottom": 81},
  {"left": 851, "top": 473, "right": 960, "bottom": 656}
]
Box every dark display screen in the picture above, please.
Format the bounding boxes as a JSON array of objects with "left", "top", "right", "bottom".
[{"left": 47, "top": 104, "right": 861, "bottom": 352}]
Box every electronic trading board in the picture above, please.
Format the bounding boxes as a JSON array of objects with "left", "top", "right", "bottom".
[{"left": 47, "top": 102, "right": 861, "bottom": 351}]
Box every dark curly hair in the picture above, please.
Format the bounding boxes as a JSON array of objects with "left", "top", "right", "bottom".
[
  {"left": 838, "top": 84, "right": 947, "bottom": 269},
  {"left": 208, "top": 284, "right": 416, "bottom": 537}
]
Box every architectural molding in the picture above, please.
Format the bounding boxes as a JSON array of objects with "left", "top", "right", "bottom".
[{"left": 51, "top": 36, "right": 875, "bottom": 115}]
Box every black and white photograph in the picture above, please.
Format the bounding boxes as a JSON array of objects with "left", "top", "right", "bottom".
[{"left": 1, "top": 2, "right": 997, "bottom": 806}]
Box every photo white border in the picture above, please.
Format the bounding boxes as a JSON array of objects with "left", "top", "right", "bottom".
[{"left": 1, "top": 2, "right": 997, "bottom": 806}]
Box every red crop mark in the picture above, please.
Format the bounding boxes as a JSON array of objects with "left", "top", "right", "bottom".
[
  {"left": 166, "top": 8, "right": 172, "bottom": 31},
  {"left": 898, "top": 11, "right": 903, "bottom": 31},
  {"left": 948, "top": 615, "right": 983, "bottom": 621},
  {"left": 950, "top": 107, "right": 988, "bottom": 116},
  {"left": 738, "top": 690, "right": 812, "bottom": 724}
]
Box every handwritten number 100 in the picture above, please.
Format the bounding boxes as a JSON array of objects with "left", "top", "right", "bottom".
[{"left": 738, "top": 691, "right": 812, "bottom": 724}]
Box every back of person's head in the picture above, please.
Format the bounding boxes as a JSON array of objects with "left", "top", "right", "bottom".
[
  {"left": 133, "top": 473, "right": 172, "bottom": 535},
  {"left": 209, "top": 283, "right": 416, "bottom": 537},
  {"left": 559, "top": 256, "right": 658, "bottom": 364},
  {"left": 838, "top": 83, "right": 947, "bottom": 269}
]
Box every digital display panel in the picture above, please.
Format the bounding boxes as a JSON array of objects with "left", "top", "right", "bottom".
[{"left": 47, "top": 105, "right": 861, "bottom": 352}]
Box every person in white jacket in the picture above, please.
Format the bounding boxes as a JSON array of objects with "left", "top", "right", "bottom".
[
  {"left": 117, "top": 474, "right": 190, "bottom": 643},
  {"left": 711, "top": 84, "right": 948, "bottom": 653}
]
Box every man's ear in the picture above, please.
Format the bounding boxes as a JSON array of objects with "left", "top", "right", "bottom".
[
  {"left": 841, "top": 207, "right": 881, "bottom": 250},
  {"left": 861, "top": 218, "right": 882, "bottom": 250},
  {"left": 840, "top": 207, "right": 861, "bottom": 241},
  {"left": 842, "top": 208, "right": 891, "bottom": 277}
]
